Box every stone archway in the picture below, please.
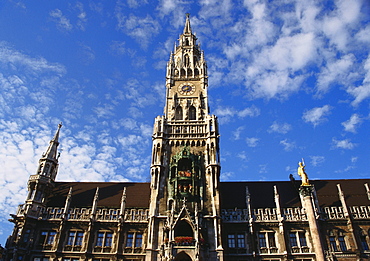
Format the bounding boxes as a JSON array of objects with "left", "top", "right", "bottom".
[{"left": 174, "top": 251, "right": 192, "bottom": 261}]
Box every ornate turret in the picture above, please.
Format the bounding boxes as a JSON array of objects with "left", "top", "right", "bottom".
[{"left": 25, "top": 123, "right": 62, "bottom": 211}]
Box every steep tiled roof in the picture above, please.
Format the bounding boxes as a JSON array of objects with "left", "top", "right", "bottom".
[
  {"left": 47, "top": 182, "right": 151, "bottom": 208},
  {"left": 219, "top": 179, "right": 370, "bottom": 209},
  {"left": 47, "top": 179, "right": 369, "bottom": 210}
]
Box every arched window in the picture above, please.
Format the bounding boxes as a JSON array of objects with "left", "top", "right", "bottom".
[
  {"left": 171, "top": 166, "right": 177, "bottom": 179},
  {"left": 175, "top": 220, "right": 193, "bottom": 238},
  {"left": 184, "top": 54, "right": 190, "bottom": 67},
  {"left": 180, "top": 69, "right": 186, "bottom": 78},
  {"left": 194, "top": 68, "right": 199, "bottom": 76},
  {"left": 43, "top": 164, "right": 50, "bottom": 176},
  {"left": 187, "top": 68, "right": 192, "bottom": 77},
  {"left": 175, "top": 106, "right": 183, "bottom": 120},
  {"left": 189, "top": 106, "right": 196, "bottom": 120}
]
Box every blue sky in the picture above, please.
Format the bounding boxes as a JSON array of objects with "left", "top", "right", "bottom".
[{"left": 0, "top": 0, "right": 369, "bottom": 244}]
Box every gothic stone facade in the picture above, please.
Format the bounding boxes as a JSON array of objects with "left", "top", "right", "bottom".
[{"left": 5, "top": 15, "right": 370, "bottom": 261}]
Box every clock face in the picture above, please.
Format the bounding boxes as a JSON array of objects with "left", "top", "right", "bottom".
[{"left": 178, "top": 83, "right": 196, "bottom": 95}]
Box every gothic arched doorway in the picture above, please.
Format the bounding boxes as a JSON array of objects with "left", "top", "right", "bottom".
[{"left": 174, "top": 251, "right": 192, "bottom": 261}]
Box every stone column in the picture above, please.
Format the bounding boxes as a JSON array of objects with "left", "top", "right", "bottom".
[{"left": 299, "top": 185, "right": 325, "bottom": 261}]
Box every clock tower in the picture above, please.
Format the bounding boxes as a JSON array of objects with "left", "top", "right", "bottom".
[{"left": 146, "top": 14, "right": 223, "bottom": 261}]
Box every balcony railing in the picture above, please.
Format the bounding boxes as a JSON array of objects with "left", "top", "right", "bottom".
[
  {"left": 221, "top": 207, "right": 307, "bottom": 222},
  {"left": 16, "top": 205, "right": 149, "bottom": 222}
]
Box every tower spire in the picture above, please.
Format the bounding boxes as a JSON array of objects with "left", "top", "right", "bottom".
[
  {"left": 183, "top": 13, "right": 192, "bottom": 34},
  {"left": 43, "top": 122, "right": 62, "bottom": 161}
]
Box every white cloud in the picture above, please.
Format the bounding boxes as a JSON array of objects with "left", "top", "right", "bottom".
[
  {"left": 246, "top": 69, "right": 306, "bottom": 100},
  {"left": 347, "top": 54, "right": 370, "bottom": 106},
  {"left": 259, "top": 164, "right": 268, "bottom": 174},
  {"left": 280, "top": 139, "right": 295, "bottom": 151},
  {"left": 49, "top": 9, "right": 73, "bottom": 31},
  {"left": 220, "top": 171, "right": 234, "bottom": 181},
  {"left": 335, "top": 156, "right": 358, "bottom": 173},
  {"left": 213, "top": 105, "right": 260, "bottom": 124},
  {"left": 316, "top": 54, "right": 355, "bottom": 93},
  {"left": 302, "top": 105, "right": 331, "bottom": 126},
  {"left": 78, "top": 43, "right": 95, "bottom": 64},
  {"left": 157, "top": 0, "right": 188, "bottom": 29},
  {"left": 269, "top": 121, "right": 291, "bottom": 134},
  {"left": 75, "top": 2, "right": 87, "bottom": 31},
  {"left": 269, "top": 33, "right": 317, "bottom": 71},
  {"left": 116, "top": 14, "right": 160, "bottom": 49},
  {"left": 237, "top": 151, "right": 248, "bottom": 160},
  {"left": 310, "top": 155, "right": 325, "bottom": 167},
  {"left": 342, "top": 114, "right": 362, "bottom": 133},
  {"left": 231, "top": 126, "right": 244, "bottom": 140},
  {"left": 356, "top": 25, "right": 370, "bottom": 43},
  {"left": 332, "top": 138, "right": 356, "bottom": 150},
  {"left": 127, "top": 0, "right": 149, "bottom": 8},
  {"left": 321, "top": 0, "right": 361, "bottom": 50},
  {"left": 238, "top": 106, "right": 260, "bottom": 117},
  {"left": 246, "top": 137, "right": 259, "bottom": 147},
  {"left": 0, "top": 42, "right": 66, "bottom": 75},
  {"left": 110, "top": 41, "right": 126, "bottom": 56}
]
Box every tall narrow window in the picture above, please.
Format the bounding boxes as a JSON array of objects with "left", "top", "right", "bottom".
[
  {"left": 184, "top": 54, "right": 190, "bottom": 67},
  {"left": 237, "top": 234, "right": 245, "bottom": 248},
  {"left": 75, "top": 232, "right": 84, "bottom": 246},
  {"left": 360, "top": 231, "right": 369, "bottom": 251},
  {"left": 338, "top": 235, "right": 347, "bottom": 251},
  {"left": 259, "top": 233, "right": 267, "bottom": 248},
  {"left": 228, "top": 234, "right": 236, "bottom": 248},
  {"left": 105, "top": 233, "right": 113, "bottom": 247},
  {"left": 268, "top": 232, "right": 276, "bottom": 248},
  {"left": 189, "top": 106, "right": 196, "bottom": 120},
  {"left": 175, "top": 106, "right": 183, "bottom": 120},
  {"left": 299, "top": 231, "right": 307, "bottom": 247},
  {"left": 39, "top": 231, "right": 48, "bottom": 245},
  {"left": 329, "top": 236, "right": 338, "bottom": 251},
  {"left": 289, "top": 232, "right": 298, "bottom": 247},
  {"left": 35, "top": 191, "right": 43, "bottom": 201},
  {"left": 23, "top": 229, "right": 31, "bottom": 243},
  {"left": 135, "top": 233, "right": 143, "bottom": 248},
  {"left": 96, "top": 233, "right": 104, "bottom": 247},
  {"left": 126, "top": 233, "right": 134, "bottom": 247},
  {"left": 67, "top": 231, "right": 76, "bottom": 245},
  {"left": 46, "top": 231, "right": 56, "bottom": 245}
]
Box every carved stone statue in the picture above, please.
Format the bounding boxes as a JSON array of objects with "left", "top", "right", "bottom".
[{"left": 298, "top": 161, "right": 310, "bottom": 186}]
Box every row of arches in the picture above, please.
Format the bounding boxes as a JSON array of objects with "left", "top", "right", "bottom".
[
  {"left": 174, "top": 67, "right": 202, "bottom": 78},
  {"left": 169, "top": 140, "right": 206, "bottom": 147},
  {"left": 37, "top": 162, "right": 55, "bottom": 178},
  {"left": 176, "top": 54, "right": 199, "bottom": 67},
  {"left": 175, "top": 105, "right": 196, "bottom": 120}
]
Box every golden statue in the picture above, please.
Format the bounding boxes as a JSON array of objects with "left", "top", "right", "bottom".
[{"left": 298, "top": 160, "right": 309, "bottom": 186}]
